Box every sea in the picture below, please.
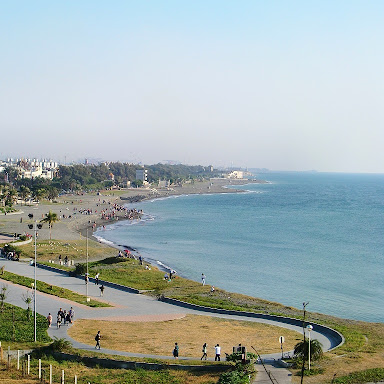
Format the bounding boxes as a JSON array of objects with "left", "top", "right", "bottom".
[{"left": 94, "top": 172, "right": 384, "bottom": 323}]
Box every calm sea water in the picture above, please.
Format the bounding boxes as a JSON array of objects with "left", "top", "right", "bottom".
[{"left": 95, "top": 173, "right": 384, "bottom": 323}]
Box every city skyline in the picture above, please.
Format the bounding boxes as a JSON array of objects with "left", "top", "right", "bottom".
[{"left": 1, "top": 1, "right": 383, "bottom": 173}]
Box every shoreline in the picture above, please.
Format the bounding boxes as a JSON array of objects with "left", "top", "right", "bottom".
[
  {"left": 85, "top": 178, "right": 265, "bottom": 273},
  {"left": 0, "top": 178, "right": 263, "bottom": 271}
]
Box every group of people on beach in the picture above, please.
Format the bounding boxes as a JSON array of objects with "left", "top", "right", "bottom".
[
  {"left": 100, "top": 203, "right": 143, "bottom": 222},
  {"left": 46, "top": 307, "right": 75, "bottom": 328}
]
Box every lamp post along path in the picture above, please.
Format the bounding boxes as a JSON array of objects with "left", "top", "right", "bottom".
[
  {"left": 307, "top": 324, "right": 313, "bottom": 370},
  {"left": 34, "top": 222, "right": 37, "bottom": 342},
  {"left": 28, "top": 217, "right": 43, "bottom": 342},
  {"left": 86, "top": 228, "right": 89, "bottom": 302}
]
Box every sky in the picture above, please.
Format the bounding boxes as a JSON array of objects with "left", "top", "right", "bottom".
[{"left": 0, "top": 1, "right": 383, "bottom": 172}]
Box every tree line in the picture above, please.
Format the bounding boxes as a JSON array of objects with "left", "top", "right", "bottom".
[{"left": 0, "top": 162, "right": 220, "bottom": 210}]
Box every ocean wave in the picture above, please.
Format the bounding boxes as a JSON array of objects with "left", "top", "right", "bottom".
[
  {"left": 242, "top": 190, "right": 266, "bottom": 194},
  {"left": 156, "top": 260, "right": 177, "bottom": 274},
  {"left": 148, "top": 195, "right": 184, "bottom": 203},
  {"left": 94, "top": 235, "right": 115, "bottom": 247}
]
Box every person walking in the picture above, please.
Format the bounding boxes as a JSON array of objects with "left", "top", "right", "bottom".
[
  {"left": 201, "top": 343, "right": 208, "bottom": 360},
  {"left": 69, "top": 307, "right": 75, "bottom": 323},
  {"left": 201, "top": 273, "right": 206, "bottom": 286},
  {"left": 99, "top": 284, "right": 105, "bottom": 296},
  {"left": 173, "top": 343, "right": 179, "bottom": 359},
  {"left": 47, "top": 313, "right": 52, "bottom": 327},
  {"left": 215, "top": 344, "right": 221, "bottom": 361},
  {"left": 95, "top": 331, "right": 101, "bottom": 349},
  {"left": 95, "top": 273, "right": 99, "bottom": 285}
]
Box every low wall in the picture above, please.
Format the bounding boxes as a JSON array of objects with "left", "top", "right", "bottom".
[
  {"left": 36, "top": 263, "right": 71, "bottom": 276},
  {"left": 12, "top": 238, "right": 33, "bottom": 246},
  {"left": 160, "top": 297, "right": 344, "bottom": 351},
  {"left": 53, "top": 352, "right": 229, "bottom": 372}
]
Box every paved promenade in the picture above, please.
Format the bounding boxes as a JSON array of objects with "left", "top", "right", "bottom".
[{"left": 0, "top": 257, "right": 341, "bottom": 383}]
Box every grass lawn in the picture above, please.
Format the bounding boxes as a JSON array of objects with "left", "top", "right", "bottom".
[
  {"left": 0, "top": 303, "right": 50, "bottom": 348},
  {"left": 68, "top": 314, "right": 300, "bottom": 357},
  {"left": 0, "top": 270, "right": 111, "bottom": 308}
]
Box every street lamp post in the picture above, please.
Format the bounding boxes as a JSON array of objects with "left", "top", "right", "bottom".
[
  {"left": 86, "top": 228, "right": 89, "bottom": 302},
  {"left": 306, "top": 324, "right": 313, "bottom": 370},
  {"left": 28, "top": 217, "right": 43, "bottom": 342},
  {"left": 300, "top": 302, "right": 309, "bottom": 384}
]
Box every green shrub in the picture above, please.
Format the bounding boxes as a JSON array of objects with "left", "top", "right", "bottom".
[
  {"left": 3, "top": 244, "right": 22, "bottom": 256},
  {"left": 218, "top": 370, "right": 250, "bottom": 384},
  {"left": 218, "top": 362, "right": 255, "bottom": 384},
  {"left": 74, "top": 263, "right": 87, "bottom": 276},
  {"left": 51, "top": 337, "right": 72, "bottom": 352}
]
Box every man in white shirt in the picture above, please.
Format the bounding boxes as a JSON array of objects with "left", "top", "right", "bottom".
[{"left": 215, "top": 344, "right": 221, "bottom": 361}]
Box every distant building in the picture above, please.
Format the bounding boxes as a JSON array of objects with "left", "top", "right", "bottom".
[
  {"left": 1, "top": 157, "right": 58, "bottom": 180},
  {"left": 136, "top": 169, "right": 148, "bottom": 184},
  {"left": 158, "top": 180, "right": 170, "bottom": 188},
  {"left": 227, "top": 170, "right": 244, "bottom": 179}
]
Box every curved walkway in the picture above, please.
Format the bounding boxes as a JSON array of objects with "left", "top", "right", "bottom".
[{"left": 0, "top": 258, "right": 343, "bottom": 363}]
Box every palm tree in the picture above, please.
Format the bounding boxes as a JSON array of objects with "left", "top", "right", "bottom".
[
  {"left": 41, "top": 210, "right": 59, "bottom": 240},
  {"left": 294, "top": 339, "right": 323, "bottom": 362},
  {"left": 0, "top": 186, "right": 18, "bottom": 209},
  {"left": 19, "top": 186, "right": 31, "bottom": 205},
  {"left": 33, "top": 188, "right": 47, "bottom": 202}
]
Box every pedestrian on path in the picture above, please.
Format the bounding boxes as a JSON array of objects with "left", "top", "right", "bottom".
[
  {"left": 95, "top": 331, "right": 101, "bottom": 349},
  {"left": 215, "top": 344, "right": 221, "bottom": 361},
  {"left": 57, "top": 313, "right": 61, "bottom": 328},
  {"left": 58, "top": 308, "right": 64, "bottom": 324},
  {"left": 201, "top": 273, "right": 206, "bottom": 286},
  {"left": 95, "top": 273, "right": 99, "bottom": 285},
  {"left": 47, "top": 313, "right": 52, "bottom": 327},
  {"left": 201, "top": 343, "right": 208, "bottom": 360},
  {"left": 99, "top": 284, "right": 105, "bottom": 296},
  {"left": 69, "top": 307, "right": 75, "bottom": 323},
  {"left": 173, "top": 343, "right": 179, "bottom": 359}
]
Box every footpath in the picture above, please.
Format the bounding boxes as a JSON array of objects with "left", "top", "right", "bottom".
[{"left": 0, "top": 258, "right": 342, "bottom": 383}]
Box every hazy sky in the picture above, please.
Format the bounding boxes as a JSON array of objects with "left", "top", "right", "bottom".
[{"left": 1, "top": 1, "right": 383, "bottom": 172}]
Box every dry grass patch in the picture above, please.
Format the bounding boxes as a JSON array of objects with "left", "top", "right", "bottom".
[{"left": 69, "top": 314, "right": 300, "bottom": 358}]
